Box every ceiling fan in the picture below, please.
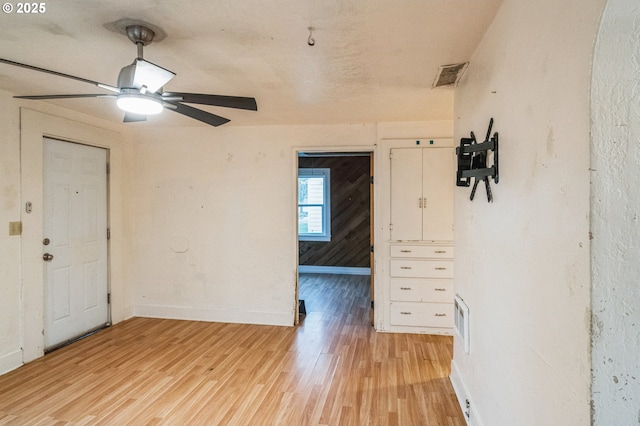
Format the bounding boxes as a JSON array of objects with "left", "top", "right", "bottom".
[{"left": 0, "top": 24, "right": 257, "bottom": 127}]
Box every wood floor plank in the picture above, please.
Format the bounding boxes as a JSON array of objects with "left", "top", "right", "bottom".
[{"left": 0, "top": 273, "right": 464, "bottom": 425}]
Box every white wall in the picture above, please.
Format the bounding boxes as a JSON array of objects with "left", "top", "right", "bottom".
[
  {"left": 449, "top": 1, "right": 605, "bottom": 425},
  {"left": 0, "top": 91, "right": 130, "bottom": 372},
  {"left": 127, "top": 124, "right": 379, "bottom": 325},
  {"left": 591, "top": 0, "right": 640, "bottom": 423},
  {"left": 128, "top": 121, "right": 453, "bottom": 327}
]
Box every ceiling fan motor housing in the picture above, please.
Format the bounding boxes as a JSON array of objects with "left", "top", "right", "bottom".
[
  {"left": 117, "top": 63, "right": 137, "bottom": 89},
  {"left": 117, "top": 59, "right": 175, "bottom": 94}
]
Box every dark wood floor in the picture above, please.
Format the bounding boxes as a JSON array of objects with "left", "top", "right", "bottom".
[{"left": 0, "top": 273, "right": 464, "bottom": 425}]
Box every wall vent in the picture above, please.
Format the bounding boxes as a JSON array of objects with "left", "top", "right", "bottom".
[
  {"left": 432, "top": 62, "right": 469, "bottom": 88},
  {"left": 454, "top": 294, "right": 470, "bottom": 354}
]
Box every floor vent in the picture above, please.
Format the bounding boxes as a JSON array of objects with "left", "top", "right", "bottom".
[
  {"left": 454, "top": 295, "right": 470, "bottom": 354},
  {"left": 432, "top": 62, "right": 469, "bottom": 88}
]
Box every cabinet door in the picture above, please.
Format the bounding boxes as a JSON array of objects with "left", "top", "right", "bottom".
[
  {"left": 422, "top": 148, "right": 454, "bottom": 241},
  {"left": 390, "top": 148, "right": 422, "bottom": 241}
]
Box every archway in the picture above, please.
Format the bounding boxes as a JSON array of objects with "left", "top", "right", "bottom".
[{"left": 590, "top": 0, "right": 640, "bottom": 423}]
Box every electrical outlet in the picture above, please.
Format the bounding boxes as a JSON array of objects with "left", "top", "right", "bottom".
[{"left": 9, "top": 221, "right": 22, "bottom": 236}]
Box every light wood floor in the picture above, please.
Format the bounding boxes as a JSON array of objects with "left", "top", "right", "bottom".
[{"left": 0, "top": 274, "right": 464, "bottom": 425}]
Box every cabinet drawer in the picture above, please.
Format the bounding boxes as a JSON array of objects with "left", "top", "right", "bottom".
[
  {"left": 390, "top": 279, "right": 452, "bottom": 303},
  {"left": 390, "top": 245, "right": 454, "bottom": 259},
  {"left": 390, "top": 259, "right": 453, "bottom": 278},
  {"left": 390, "top": 302, "right": 454, "bottom": 328}
]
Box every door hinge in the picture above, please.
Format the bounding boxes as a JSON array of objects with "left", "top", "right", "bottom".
[
  {"left": 107, "top": 228, "right": 111, "bottom": 240},
  {"left": 106, "top": 163, "right": 110, "bottom": 174},
  {"left": 371, "top": 300, "right": 374, "bottom": 309},
  {"left": 107, "top": 293, "right": 111, "bottom": 304},
  {"left": 370, "top": 176, "right": 374, "bottom": 184},
  {"left": 370, "top": 245, "right": 374, "bottom": 253}
]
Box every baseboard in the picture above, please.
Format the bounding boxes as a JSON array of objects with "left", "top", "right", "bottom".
[
  {"left": 0, "top": 349, "right": 23, "bottom": 376},
  {"left": 133, "top": 304, "right": 293, "bottom": 327},
  {"left": 122, "top": 305, "right": 136, "bottom": 321},
  {"left": 380, "top": 325, "right": 453, "bottom": 335},
  {"left": 450, "top": 360, "right": 485, "bottom": 426},
  {"left": 298, "top": 265, "right": 371, "bottom": 275}
]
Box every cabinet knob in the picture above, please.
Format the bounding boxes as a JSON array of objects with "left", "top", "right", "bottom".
[
  {"left": 434, "top": 288, "right": 447, "bottom": 291},
  {"left": 435, "top": 267, "right": 447, "bottom": 271},
  {"left": 435, "top": 250, "right": 447, "bottom": 254},
  {"left": 400, "top": 287, "right": 412, "bottom": 290},
  {"left": 400, "top": 311, "right": 412, "bottom": 315},
  {"left": 400, "top": 266, "right": 412, "bottom": 270},
  {"left": 435, "top": 313, "right": 447, "bottom": 317},
  {"left": 400, "top": 250, "right": 412, "bottom": 253}
]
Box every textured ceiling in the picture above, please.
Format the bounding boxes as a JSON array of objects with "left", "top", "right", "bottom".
[{"left": 0, "top": 0, "right": 503, "bottom": 126}]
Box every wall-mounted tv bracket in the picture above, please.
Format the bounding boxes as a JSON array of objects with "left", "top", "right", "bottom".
[{"left": 456, "top": 118, "right": 499, "bottom": 202}]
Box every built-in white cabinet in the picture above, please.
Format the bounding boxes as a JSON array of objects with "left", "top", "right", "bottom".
[
  {"left": 390, "top": 147, "right": 453, "bottom": 242},
  {"left": 388, "top": 243, "right": 454, "bottom": 330},
  {"left": 379, "top": 139, "right": 455, "bottom": 335}
]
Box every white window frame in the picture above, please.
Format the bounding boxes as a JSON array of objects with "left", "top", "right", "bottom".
[{"left": 298, "top": 168, "right": 331, "bottom": 242}]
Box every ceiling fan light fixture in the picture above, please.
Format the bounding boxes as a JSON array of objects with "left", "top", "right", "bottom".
[{"left": 116, "top": 93, "right": 163, "bottom": 115}]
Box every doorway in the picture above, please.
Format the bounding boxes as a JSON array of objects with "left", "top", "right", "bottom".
[
  {"left": 296, "top": 151, "right": 374, "bottom": 325},
  {"left": 43, "top": 138, "right": 110, "bottom": 350}
]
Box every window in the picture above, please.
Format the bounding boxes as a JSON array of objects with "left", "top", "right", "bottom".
[{"left": 298, "top": 168, "right": 331, "bottom": 241}]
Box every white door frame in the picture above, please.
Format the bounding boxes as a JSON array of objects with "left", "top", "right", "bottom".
[
  {"left": 292, "top": 144, "right": 379, "bottom": 327},
  {"left": 20, "top": 109, "right": 123, "bottom": 363}
]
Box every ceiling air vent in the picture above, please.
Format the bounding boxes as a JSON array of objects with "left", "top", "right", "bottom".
[{"left": 432, "top": 62, "right": 469, "bottom": 88}]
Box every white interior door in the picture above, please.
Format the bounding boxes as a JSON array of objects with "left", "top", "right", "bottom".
[{"left": 43, "top": 138, "right": 109, "bottom": 349}]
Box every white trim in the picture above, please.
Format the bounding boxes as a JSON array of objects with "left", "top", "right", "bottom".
[
  {"left": 298, "top": 265, "right": 371, "bottom": 275},
  {"left": 0, "top": 349, "right": 23, "bottom": 375},
  {"left": 293, "top": 144, "right": 378, "bottom": 327},
  {"left": 298, "top": 168, "right": 331, "bottom": 241},
  {"left": 20, "top": 109, "right": 124, "bottom": 363},
  {"left": 134, "top": 304, "right": 292, "bottom": 327},
  {"left": 450, "top": 360, "right": 485, "bottom": 426},
  {"left": 376, "top": 324, "right": 453, "bottom": 335}
]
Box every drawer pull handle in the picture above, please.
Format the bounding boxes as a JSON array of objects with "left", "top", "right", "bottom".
[
  {"left": 400, "top": 266, "right": 412, "bottom": 270},
  {"left": 400, "top": 250, "right": 412, "bottom": 253},
  {"left": 435, "top": 313, "right": 447, "bottom": 317},
  {"left": 400, "top": 287, "right": 412, "bottom": 290},
  {"left": 435, "top": 250, "right": 447, "bottom": 254},
  {"left": 434, "top": 288, "right": 447, "bottom": 291},
  {"left": 435, "top": 267, "right": 447, "bottom": 270},
  {"left": 400, "top": 311, "right": 412, "bottom": 315}
]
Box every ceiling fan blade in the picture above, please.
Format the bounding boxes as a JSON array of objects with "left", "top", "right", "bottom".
[
  {"left": 162, "top": 92, "right": 257, "bottom": 111},
  {"left": 0, "top": 58, "right": 120, "bottom": 93},
  {"left": 163, "top": 101, "right": 230, "bottom": 127},
  {"left": 14, "top": 94, "right": 115, "bottom": 100},
  {"left": 123, "top": 112, "right": 147, "bottom": 123}
]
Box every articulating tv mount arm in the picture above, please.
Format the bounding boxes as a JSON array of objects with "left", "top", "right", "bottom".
[{"left": 456, "top": 118, "right": 499, "bottom": 202}]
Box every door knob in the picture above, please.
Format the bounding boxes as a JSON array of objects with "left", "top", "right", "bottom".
[{"left": 43, "top": 253, "right": 54, "bottom": 262}]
